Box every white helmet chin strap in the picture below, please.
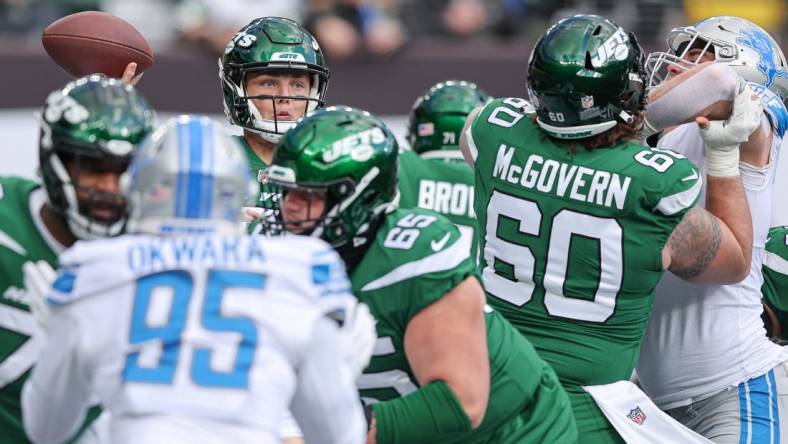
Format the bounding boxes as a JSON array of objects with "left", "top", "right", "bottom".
[
  {"left": 237, "top": 71, "right": 323, "bottom": 143},
  {"left": 246, "top": 99, "right": 296, "bottom": 144}
]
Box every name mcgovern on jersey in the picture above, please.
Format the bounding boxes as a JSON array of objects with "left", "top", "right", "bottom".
[{"left": 492, "top": 144, "right": 631, "bottom": 210}]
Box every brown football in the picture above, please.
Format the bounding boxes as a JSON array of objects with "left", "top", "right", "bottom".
[{"left": 42, "top": 11, "right": 153, "bottom": 78}]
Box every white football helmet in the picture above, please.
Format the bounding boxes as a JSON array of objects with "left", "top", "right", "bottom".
[
  {"left": 645, "top": 16, "right": 788, "bottom": 100},
  {"left": 124, "top": 115, "right": 256, "bottom": 235}
]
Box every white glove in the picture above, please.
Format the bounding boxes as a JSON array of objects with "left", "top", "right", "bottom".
[
  {"left": 335, "top": 299, "right": 377, "bottom": 380},
  {"left": 22, "top": 260, "right": 56, "bottom": 326},
  {"left": 700, "top": 79, "right": 763, "bottom": 177}
]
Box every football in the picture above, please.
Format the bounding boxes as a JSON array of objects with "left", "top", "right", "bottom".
[{"left": 42, "top": 11, "right": 153, "bottom": 78}]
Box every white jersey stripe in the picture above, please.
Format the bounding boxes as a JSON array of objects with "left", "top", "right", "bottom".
[
  {"left": 764, "top": 251, "right": 788, "bottom": 275},
  {"left": 0, "top": 305, "right": 41, "bottom": 388},
  {"left": 464, "top": 125, "right": 479, "bottom": 163},
  {"left": 654, "top": 174, "right": 703, "bottom": 216},
  {"left": 361, "top": 231, "right": 471, "bottom": 292}
]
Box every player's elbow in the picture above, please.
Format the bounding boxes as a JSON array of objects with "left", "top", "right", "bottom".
[
  {"left": 463, "top": 396, "right": 488, "bottom": 429},
  {"left": 697, "top": 251, "right": 751, "bottom": 285},
  {"left": 451, "top": 380, "right": 489, "bottom": 429},
  {"left": 728, "top": 253, "right": 752, "bottom": 284}
]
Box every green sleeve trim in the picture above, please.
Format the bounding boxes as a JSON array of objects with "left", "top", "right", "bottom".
[{"left": 372, "top": 380, "right": 472, "bottom": 444}]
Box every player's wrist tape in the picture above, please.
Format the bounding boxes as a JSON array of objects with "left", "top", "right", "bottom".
[
  {"left": 705, "top": 146, "right": 740, "bottom": 177},
  {"left": 371, "top": 380, "right": 471, "bottom": 444}
]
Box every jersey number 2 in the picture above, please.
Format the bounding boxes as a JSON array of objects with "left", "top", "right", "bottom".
[{"left": 122, "top": 269, "right": 264, "bottom": 389}]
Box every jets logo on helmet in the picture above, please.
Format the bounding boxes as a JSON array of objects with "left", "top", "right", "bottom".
[
  {"left": 590, "top": 27, "right": 630, "bottom": 67},
  {"left": 39, "top": 75, "right": 154, "bottom": 240},
  {"left": 43, "top": 92, "right": 89, "bottom": 125},
  {"left": 322, "top": 127, "right": 386, "bottom": 163},
  {"left": 266, "top": 106, "right": 399, "bottom": 267},
  {"left": 527, "top": 15, "right": 646, "bottom": 139},
  {"left": 220, "top": 17, "right": 330, "bottom": 143}
]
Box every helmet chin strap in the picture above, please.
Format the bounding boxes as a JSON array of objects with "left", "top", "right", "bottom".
[
  {"left": 246, "top": 98, "right": 296, "bottom": 143},
  {"left": 619, "top": 110, "right": 635, "bottom": 124}
]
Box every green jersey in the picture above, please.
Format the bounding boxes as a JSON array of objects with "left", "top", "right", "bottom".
[
  {"left": 354, "top": 207, "right": 576, "bottom": 444},
  {"left": 469, "top": 98, "right": 701, "bottom": 441},
  {"left": 0, "top": 177, "right": 100, "bottom": 443},
  {"left": 763, "top": 226, "right": 788, "bottom": 339},
  {"left": 239, "top": 135, "right": 272, "bottom": 208},
  {"left": 398, "top": 150, "right": 479, "bottom": 259},
  {"left": 239, "top": 136, "right": 281, "bottom": 235},
  {"left": 0, "top": 177, "right": 59, "bottom": 443}
]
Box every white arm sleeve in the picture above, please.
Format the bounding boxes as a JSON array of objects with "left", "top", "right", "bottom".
[
  {"left": 645, "top": 63, "right": 738, "bottom": 131},
  {"left": 290, "top": 318, "right": 366, "bottom": 444},
  {"left": 22, "top": 312, "right": 91, "bottom": 444}
]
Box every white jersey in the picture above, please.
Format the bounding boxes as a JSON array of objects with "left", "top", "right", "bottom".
[
  {"left": 637, "top": 86, "right": 788, "bottom": 409},
  {"left": 22, "top": 233, "right": 365, "bottom": 444}
]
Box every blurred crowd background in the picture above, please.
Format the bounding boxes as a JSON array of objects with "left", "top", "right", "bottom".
[
  {"left": 0, "top": 0, "right": 785, "bottom": 181},
  {"left": 0, "top": 0, "right": 784, "bottom": 114}
]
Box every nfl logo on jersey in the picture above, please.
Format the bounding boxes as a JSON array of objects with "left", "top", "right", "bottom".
[{"left": 627, "top": 406, "right": 647, "bottom": 425}]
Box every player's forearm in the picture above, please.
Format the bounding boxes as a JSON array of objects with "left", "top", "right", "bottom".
[
  {"left": 292, "top": 318, "right": 366, "bottom": 444},
  {"left": 371, "top": 380, "right": 472, "bottom": 444},
  {"left": 22, "top": 365, "right": 89, "bottom": 444},
  {"left": 645, "top": 62, "right": 736, "bottom": 131},
  {"left": 22, "top": 316, "right": 91, "bottom": 444},
  {"left": 705, "top": 175, "right": 753, "bottom": 282}
]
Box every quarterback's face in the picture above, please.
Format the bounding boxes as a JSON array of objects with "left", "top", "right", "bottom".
[
  {"left": 281, "top": 187, "right": 326, "bottom": 234},
  {"left": 65, "top": 156, "right": 128, "bottom": 224},
  {"left": 245, "top": 72, "right": 312, "bottom": 122}
]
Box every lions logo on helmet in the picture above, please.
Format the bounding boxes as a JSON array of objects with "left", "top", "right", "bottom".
[
  {"left": 219, "top": 17, "right": 330, "bottom": 143},
  {"left": 39, "top": 75, "right": 154, "bottom": 240},
  {"left": 125, "top": 115, "right": 255, "bottom": 235},
  {"left": 645, "top": 16, "right": 788, "bottom": 101}
]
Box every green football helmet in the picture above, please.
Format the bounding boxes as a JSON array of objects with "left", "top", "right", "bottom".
[
  {"left": 266, "top": 106, "right": 398, "bottom": 264},
  {"left": 527, "top": 15, "right": 647, "bottom": 139},
  {"left": 407, "top": 80, "right": 491, "bottom": 160},
  {"left": 220, "top": 17, "right": 330, "bottom": 143},
  {"left": 39, "top": 75, "right": 155, "bottom": 240}
]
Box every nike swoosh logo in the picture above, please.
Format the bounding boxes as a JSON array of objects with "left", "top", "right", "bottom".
[
  {"left": 681, "top": 169, "right": 699, "bottom": 182},
  {"left": 431, "top": 233, "right": 451, "bottom": 252}
]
